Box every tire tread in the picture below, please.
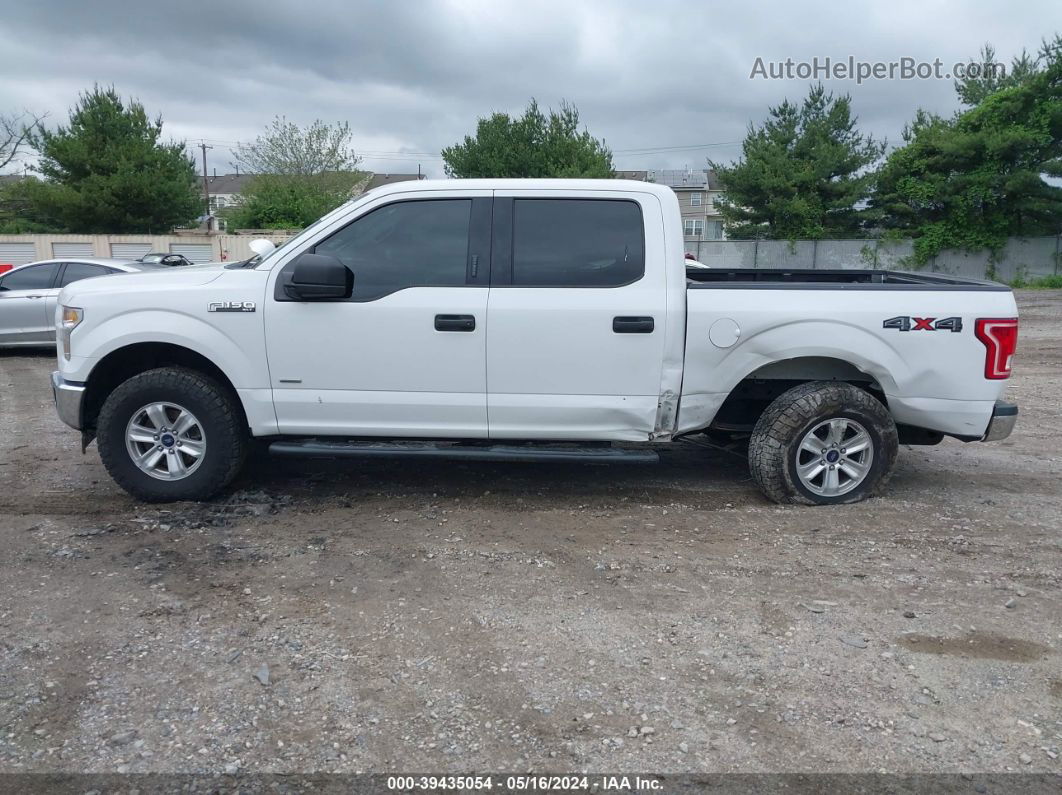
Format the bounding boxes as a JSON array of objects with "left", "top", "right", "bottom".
[
  {"left": 748, "top": 381, "right": 898, "bottom": 505},
  {"left": 97, "top": 367, "right": 246, "bottom": 502}
]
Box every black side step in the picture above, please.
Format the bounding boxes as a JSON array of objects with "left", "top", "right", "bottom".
[{"left": 268, "top": 440, "right": 659, "bottom": 464}]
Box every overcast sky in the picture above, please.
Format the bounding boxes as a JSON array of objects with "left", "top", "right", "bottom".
[{"left": 0, "top": 1, "right": 1056, "bottom": 178}]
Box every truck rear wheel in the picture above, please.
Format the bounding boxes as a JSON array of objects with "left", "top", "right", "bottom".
[
  {"left": 97, "top": 367, "right": 247, "bottom": 502},
  {"left": 749, "top": 381, "right": 898, "bottom": 505}
]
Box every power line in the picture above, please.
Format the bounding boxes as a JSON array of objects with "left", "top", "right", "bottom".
[
  {"left": 611, "top": 140, "right": 742, "bottom": 154},
  {"left": 358, "top": 149, "right": 440, "bottom": 156},
  {"left": 187, "top": 137, "right": 741, "bottom": 157},
  {"left": 186, "top": 135, "right": 743, "bottom": 177}
]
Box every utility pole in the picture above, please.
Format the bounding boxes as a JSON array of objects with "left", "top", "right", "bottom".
[{"left": 199, "top": 140, "right": 213, "bottom": 220}]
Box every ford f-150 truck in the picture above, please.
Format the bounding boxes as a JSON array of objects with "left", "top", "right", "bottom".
[{"left": 50, "top": 179, "right": 1019, "bottom": 505}]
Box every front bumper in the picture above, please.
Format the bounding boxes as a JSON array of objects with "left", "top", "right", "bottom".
[
  {"left": 51, "top": 371, "right": 86, "bottom": 430},
  {"left": 982, "top": 400, "right": 1018, "bottom": 442}
]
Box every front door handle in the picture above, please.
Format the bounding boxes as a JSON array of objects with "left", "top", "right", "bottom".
[
  {"left": 613, "top": 316, "right": 655, "bottom": 334},
  {"left": 435, "top": 314, "right": 476, "bottom": 332}
]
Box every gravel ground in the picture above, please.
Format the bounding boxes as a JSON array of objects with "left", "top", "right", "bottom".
[{"left": 0, "top": 291, "right": 1059, "bottom": 778}]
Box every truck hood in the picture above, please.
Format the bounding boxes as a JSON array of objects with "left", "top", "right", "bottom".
[{"left": 60, "top": 264, "right": 227, "bottom": 302}]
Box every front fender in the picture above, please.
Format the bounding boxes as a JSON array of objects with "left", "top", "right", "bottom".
[{"left": 63, "top": 309, "right": 268, "bottom": 390}]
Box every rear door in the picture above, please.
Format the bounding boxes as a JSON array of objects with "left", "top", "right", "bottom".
[
  {"left": 0, "top": 262, "right": 61, "bottom": 344},
  {"left": 485, "top": 193, "right": 668, "bottom": 440}
]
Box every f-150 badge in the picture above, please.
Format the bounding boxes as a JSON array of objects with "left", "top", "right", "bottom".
[{"left": 209, "top": 301, "right": 256, "bottom": 313}]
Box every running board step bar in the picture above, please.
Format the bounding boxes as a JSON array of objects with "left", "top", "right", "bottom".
[{"left": 269, "top": 440, "right": 659, "bottom": 464}]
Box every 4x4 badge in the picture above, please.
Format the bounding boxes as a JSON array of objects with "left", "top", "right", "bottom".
[
  {"left": 209, "top": 301, "right": 256, "bottom": 313},
  {"left": 882, "top": 316, "right": 962, "bottom": 332}
]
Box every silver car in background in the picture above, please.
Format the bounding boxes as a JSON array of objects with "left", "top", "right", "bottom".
[{"left": 0, "top": 258, "right": 165, "bottom": 347}]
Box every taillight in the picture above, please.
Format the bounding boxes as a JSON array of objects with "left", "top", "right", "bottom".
[{"left": 975, "top": 318, "right": 1018, "bottom": 379}]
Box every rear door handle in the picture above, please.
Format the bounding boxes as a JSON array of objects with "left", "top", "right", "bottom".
[
  {"left": 613, "top": 316, "right": 655, "bottom": 334},
  {"left": 435, "top": 314, "right": 476, "bottom": 332}
]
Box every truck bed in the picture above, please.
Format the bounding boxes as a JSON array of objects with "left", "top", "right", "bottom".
[
  {"left": 679, "top": 267, "right": 1017, "bottom": 439},
  {"left": 687, "top": 268, "right": 1009, "bottom": 291}
]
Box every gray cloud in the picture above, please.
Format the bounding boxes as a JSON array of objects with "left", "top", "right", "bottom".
[{"left": 0, "top": 0, "right": 1054, "bottom": 176}]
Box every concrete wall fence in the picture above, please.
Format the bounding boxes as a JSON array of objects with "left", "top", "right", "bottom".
[
  {"left": 0, "top": 233, "right": 295, "bottom": 267},
  {"left": 1, "top": 233, "right": 1059, "bottom": 282},
  {"left": 686, "top": 236, "right": 1061, "bottom": 281}
]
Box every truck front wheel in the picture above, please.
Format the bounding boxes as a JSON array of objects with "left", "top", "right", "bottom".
[
  {"left": 97, "top": 367, "right": 247, "bottom": 502},
  {"left": 748, "top": 381, "right": 898, "bottom": 505}
]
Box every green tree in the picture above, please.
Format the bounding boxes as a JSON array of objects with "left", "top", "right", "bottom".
[
  {"left": 954, "top": 36, "right": 1061, "bottom": 107},
  {"left": 25, "top": 86, "right": 200, "bottom": 233},
  {"left": 0, "top": 177, "right": 55, "bottom": 233},
  {"left": 710, "top": 84, "right": 884, "bottom": 240},
  {"left": 232, "top": 116, "right": 361, "bottom": 176},
  {"left": 442, "top": 99, "right": 614, "bottom": 178},
  {"left": 227, "top": 171, "right": 370, "bottom": 229},
  {"left": 872, "top": 54, "right": 1062, "bottom": 264},
  {"left": 229, "top": 116, "right": 367, "bottom": 229}
]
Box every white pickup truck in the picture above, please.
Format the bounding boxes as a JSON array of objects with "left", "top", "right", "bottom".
[{"left": 50, "top": 179, "right": 1019, "bottom": 505}]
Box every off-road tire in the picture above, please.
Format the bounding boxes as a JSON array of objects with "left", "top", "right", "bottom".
[
  {"left": 749, "top": 381, "right": 898, "bottom": 505},
  {"left": 97, "top": 367, "right": 247, "bottom": 502}
]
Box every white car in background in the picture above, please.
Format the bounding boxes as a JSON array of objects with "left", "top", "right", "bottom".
[{"left": 0, "top": 258, "right": 165, "bottom": 347}]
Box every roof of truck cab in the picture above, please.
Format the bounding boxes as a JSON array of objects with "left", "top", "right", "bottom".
[{"left": 365, "top": 178, "right": 677, "bottom": 199}]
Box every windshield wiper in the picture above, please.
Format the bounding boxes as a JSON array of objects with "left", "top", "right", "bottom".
[{"left": 226, "top": 255, "right": 262, "bottom": 270}]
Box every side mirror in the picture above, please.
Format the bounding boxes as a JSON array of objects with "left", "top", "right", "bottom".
[
  {"left": 284, "top": 253, "right": 352, "bottom": 300},
  {"left": 249, "top": 238, "right": 276, "bottom": 257}
]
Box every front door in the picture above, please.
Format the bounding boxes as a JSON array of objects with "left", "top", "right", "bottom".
[
  {"left": 0, "top": 262, "right": 61, "bottom": 344},
  {"left": 265, "top": 194, "right": 492, "bottom": 437},
  {"left": 485, "top": 195, "right": 668, "bottom": 441}
]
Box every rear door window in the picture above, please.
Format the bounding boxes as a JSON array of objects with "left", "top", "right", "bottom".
[
  {"left": 60, "top": 262, "right": 113, "bottom": 286},
  {"left": 511, "top": 199, "right": 644, "bottom": 287}
]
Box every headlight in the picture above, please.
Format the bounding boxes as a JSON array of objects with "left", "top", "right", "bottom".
[{"left": 58, "top": 305, "right": 83, "bottom": 360}]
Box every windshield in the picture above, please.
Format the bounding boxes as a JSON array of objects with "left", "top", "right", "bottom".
[{"left": 140, "top": 253, "right": 165, "bottom": 263}]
